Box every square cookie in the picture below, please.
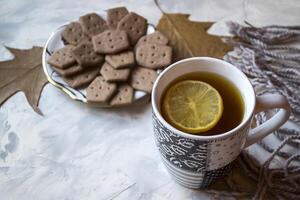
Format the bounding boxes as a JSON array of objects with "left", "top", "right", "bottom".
[
  {"left": 63, "top": 66, "right": 99, "bottom": 88},
  {"left": 136, "top": 44, "right": 172, "bottom": 69},
  {"left": 52, "top": 64, "right": 83, "bottom": 77},
  {"left": 61, "top": 22, "right": 91, "bottom": 45},
  {"left": 136, "top": 31, "right": 168, "bottom": 46},
  {"left": 117, "top": 12, "right": 147, "bottom": 45},
  {"left": 107, "top": 7, "right": 129, "bottom": 29},
  {"left": 92, "top": 29, "right": 130, "bottom": 54},
  {"left": 47, "top": 45, "right": 76, "bottom": 69},
  {"left": 86, "top": 76, "right": 117, "bottom": 104},
  {"left": 72, "top": 42, "right": 104, "bottom": 68},
  {"left": 105, "top": 51, "right": 134, "bottom": 69},
  {"left": 79, "top": 13, "right": 108, "bottom": 37},
  {"left": 110, "top": 84, "right": 134, "bottom": 106},
  {"left": 100, "top": 62, "right": 130, "bottom": 82},
  {"left": 130, "top": 67, "right": 158, "bottom": 93}
]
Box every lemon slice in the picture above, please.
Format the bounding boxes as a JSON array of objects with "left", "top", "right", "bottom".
[{"left": 162, "top": 80, "right": 223, "bottom": 134}]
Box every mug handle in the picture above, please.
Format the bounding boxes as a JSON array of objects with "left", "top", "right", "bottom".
[{"left": 244, "top": 94, "right": 291, "bottom": 148}]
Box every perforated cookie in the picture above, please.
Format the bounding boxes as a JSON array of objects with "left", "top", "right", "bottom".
[
  {"left": 130, "top": 67, "right": 158, "bottom": 93},
  {"left": 72, "top": 42, "right": 104, "bottom": 68},
  {"left": 100, "top": 62, "right": 130, "bottom": 82},
  {"left": 61, "top": 22, "right": 91, "bottom": 45},
  {"left": 79, "top": 13, "right": 108, "bottom": 37},
  {"left": 110, "top": 84, "right": 133, "bottom": 106},
  {"left": 92, "top": 29, "right": 130, "bottom": 54},
  {"left": 86, "top": 76, "right": 117, "bottom": 104},
  {"left": 107, "top": 7, "right": 129, "bottom": 29},
  {"left": 105, "top": 51, "right": 134, "bottom": 69},
  {"left": 63, "top": 66, "right": 99, "bottom": 88},
  {"left": 47, "top": 45, "right": 76, "bottom": 69},
  {"left": 52, "top": 64, "right": 83, "bottom": 77},
  {"left": 136, "top": 31, "right": 168, "bottom": 46},
  {"left": 136, "top": 44, "right": 172, "bottom": 69},
  {"left": 117, "top": 12, "right": 147, "bottom": 45}
]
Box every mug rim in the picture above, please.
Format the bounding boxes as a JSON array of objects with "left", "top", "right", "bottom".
[{"left": 151, "top": 57, "right": 256, "bottom": 141}]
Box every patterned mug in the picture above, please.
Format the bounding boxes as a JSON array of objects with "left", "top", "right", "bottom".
[{"left": 151, "top": 57, "right": 290, "bottom": 188}]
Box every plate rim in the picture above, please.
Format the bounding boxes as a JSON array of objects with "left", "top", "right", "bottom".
[
  {"left": 42, "top": 24, "right": 87, "bottom": 103},
  {"left": 42, "top": 15, "right": 156, "bottom": 106}
]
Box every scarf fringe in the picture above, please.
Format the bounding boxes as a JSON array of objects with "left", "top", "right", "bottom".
[{"left": 210, "top": 22, "right": 300, "bottom": 200}]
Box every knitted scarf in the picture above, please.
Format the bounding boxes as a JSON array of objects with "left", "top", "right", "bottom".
[{"left": 207, "top": 22, "right": 300, "bottom": 199}]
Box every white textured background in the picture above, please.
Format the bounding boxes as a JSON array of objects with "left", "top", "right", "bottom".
[{"left": 0, "top": 0, "right": 300, "bottom": 199}]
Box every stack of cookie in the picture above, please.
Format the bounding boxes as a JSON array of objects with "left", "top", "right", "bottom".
[{"left": 47, "top": 7, "right": 173, "bottom": 106}]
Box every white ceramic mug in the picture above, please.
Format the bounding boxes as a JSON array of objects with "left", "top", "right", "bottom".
[{"left": 151, "top": 57, "right": 290, "bottom": 188}]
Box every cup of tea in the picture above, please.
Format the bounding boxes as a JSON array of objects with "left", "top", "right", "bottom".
[{"left": 151, "top": 57, "right": 290, "bottom": 188}]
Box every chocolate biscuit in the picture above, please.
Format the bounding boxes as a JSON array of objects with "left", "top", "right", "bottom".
[
  {"left": 107, "top": 7, "right": 129, "bottom": 29},
  {"left": 86, "top": 76, "right": 117, "bottom": 104},
  {"left": 117, "top": 12, "right": 147, "bottom": 45},
  {"left": 47, "top": 45, "right": 76, "bottom": 69},
  {"left": 136, "top": 44, "right": 172, "bottom": 69},
  {"left": 79, "top": 13, "right": 108, "bottom": 37},
  {"left": 130, "top": 67, "right": 158, "bottom": 93},
  {"left": 92, "top": 29, "right": 130, "bottom": 54},
  {"left": 105, "top": 51, "right": 134, "bottom": 69},
  {"left": 72, "top": 42, "right": 104, "bottom": 68},
  {"left": 61, "top": 22, "right": 90, "bottom": 45},
  {"left": 100, "top": 62, "right": 130, "bottom": 82}
]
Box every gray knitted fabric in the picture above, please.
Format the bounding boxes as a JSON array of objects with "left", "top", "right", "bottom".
[
  {"left": 225, "top": 22, "right": 300, "bottom": 122},
  {"left": 217, "top": 22, "right": 300, "bottom": 199}
]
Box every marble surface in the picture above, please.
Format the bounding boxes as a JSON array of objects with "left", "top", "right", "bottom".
[{"left": 0, "top": 0, "right": 300, "bottom": 199}]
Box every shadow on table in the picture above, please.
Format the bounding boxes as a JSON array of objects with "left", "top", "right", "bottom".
[{"left": 81, "top": 94, "right": 151, "bottom": 116}]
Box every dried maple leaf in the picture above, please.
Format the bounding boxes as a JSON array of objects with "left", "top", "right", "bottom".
[
  {"left": 0, "top": 46, "right": 48, "bottom": 115},
  {"left": 156, "top": 13, "right": 232, "bottom": 61}
]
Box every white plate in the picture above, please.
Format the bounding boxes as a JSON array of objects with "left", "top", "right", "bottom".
[{"left": 42, "top": 12, "right": 156, "bottom": 106}]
